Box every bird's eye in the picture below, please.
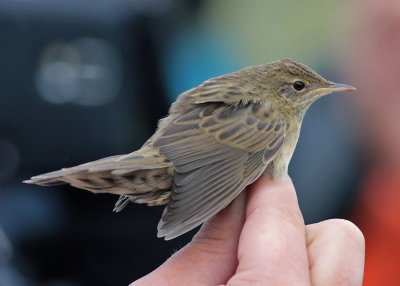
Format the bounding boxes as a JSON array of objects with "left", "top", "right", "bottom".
[{"left": 293, "top": 81, "right": 305, "bottom": 91}]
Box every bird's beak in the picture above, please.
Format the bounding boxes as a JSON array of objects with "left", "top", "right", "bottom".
[
  {"left": 321, "top": 82, "right": 356, "bottom": 93},
  {"left": 310, "top": 82, "right": 356, "bottom": 97},
  {"left": 308, "top": 82, "right": 356, "bottom": 102}
]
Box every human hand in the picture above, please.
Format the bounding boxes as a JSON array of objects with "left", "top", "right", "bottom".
[{"left": 131, "top": 176, "right": 365, "bottom": 286}]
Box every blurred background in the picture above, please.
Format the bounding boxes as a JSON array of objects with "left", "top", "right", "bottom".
[{"left": 0, "top": 0, "right": 399, "bottom": 285}]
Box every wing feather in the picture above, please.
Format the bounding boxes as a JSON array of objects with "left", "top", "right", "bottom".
[
  {"left": 174, "top": 155, "right": 238, "bottom": 187},
  {"left": 153, "top": 99, "right": 287, "bottom": 239}
]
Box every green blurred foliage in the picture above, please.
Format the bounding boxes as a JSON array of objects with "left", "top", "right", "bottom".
[{"left": 200, "top": 0, "right": 353, "bottom": 66}]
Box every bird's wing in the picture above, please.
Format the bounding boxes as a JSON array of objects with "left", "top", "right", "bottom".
[{"left": 153, "top": 103, "right": 286, "bottom": 239}]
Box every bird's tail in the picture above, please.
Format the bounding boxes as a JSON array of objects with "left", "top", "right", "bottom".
[{"left": 24, "top": 147, "right": 173, "bottom": 208}]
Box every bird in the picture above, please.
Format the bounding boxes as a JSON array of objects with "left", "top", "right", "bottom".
[{"left": 24, "top": 59, "right": 355, "bottom": 240}]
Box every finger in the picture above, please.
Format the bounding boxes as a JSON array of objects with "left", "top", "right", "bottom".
[
  {"left": 227, "top": 176, "right": 311, "bottom": 286},
  {"left": 131, "top": 191, "right": 246, "bottom": 286},
  {"left": 307, "top": 219, "right": 365, "bottom": 286}
]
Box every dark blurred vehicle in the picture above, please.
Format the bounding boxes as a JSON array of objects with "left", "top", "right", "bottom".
[{"left": 0, "top": 1, "right": 187, "bottom": 285}]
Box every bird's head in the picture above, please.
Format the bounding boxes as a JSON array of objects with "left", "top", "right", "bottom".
[{"left": 259, "top": 59, "right": 355, "bottom": 107}]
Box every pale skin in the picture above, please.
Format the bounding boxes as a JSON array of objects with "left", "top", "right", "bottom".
[{"left": 131, "top": 176, "right": 365, "bottom": 286}]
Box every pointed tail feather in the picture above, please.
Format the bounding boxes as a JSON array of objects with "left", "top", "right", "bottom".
[{"left": 24, "top": 149, "right": 174, "bottom": 206}]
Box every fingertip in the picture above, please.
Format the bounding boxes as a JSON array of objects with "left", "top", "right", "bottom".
[{"left": 246, "top": 174, "right": 297, "bottom": 218}]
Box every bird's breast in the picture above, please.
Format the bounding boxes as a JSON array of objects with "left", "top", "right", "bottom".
[{"left": 268, "top": 122, "right": 302, "bottom": 180}]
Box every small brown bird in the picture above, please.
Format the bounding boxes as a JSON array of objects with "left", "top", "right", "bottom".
[{"left": 25, "top": 59, "right": 355, "bottom": 240}]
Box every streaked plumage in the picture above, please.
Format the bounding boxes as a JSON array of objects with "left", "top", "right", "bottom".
[{"left": 24, "top": 59, "right": 355, "bottom": 240}]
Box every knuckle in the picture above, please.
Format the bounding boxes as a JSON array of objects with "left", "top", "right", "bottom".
[{"left": 328, "top": 219, "right": 365, "bottom": 245}]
